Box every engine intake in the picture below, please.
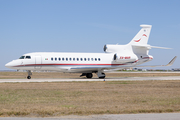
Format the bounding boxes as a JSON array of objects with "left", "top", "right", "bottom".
[{"left": 104, "top": 44, "right": 122, "bottom": 53}]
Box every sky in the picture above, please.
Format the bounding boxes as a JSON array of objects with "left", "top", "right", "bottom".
[{"left": 0, "top": 0, "right": 180, "bottom": 70}]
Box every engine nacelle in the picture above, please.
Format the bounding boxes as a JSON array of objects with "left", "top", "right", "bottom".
[
  {"left": 113, "top": 53, "right": 138, "bottom": 63},
  {"left": 104, "top": 44, "right": 122, "bottom": 53}
]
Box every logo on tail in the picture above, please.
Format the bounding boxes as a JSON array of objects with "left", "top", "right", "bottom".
[
  {"left": 134, "top": 34, "right": 147, "bottom": 42},
  {"left": 134, "top": 38, "right": 141, "bottom": 42},
  {"left": 143, "top": 34, "right": 147, "bottom": 37}
]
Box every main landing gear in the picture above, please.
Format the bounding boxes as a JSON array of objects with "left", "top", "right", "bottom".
[
  {"left": 97, "top": 72, "right": 106, "bottom": 79},
  {"left": 27, "top": 70, "right": 32, "bottom": 79},
  {"left": 80, "top": 73, "right": 93, "bottom": 78},
  {"left": 80, "top": 72, "right": 106, "bottom": 79}
]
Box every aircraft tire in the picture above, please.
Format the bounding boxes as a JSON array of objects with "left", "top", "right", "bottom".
[
  {"left": 99, "top": 73, "right": 105, "bottom": 79},
  {"left": 27, "top": 76, "right": 31, "bottom": 79},
  {"left": 86, "top": 73, "right": 93, "bottom": 78}
]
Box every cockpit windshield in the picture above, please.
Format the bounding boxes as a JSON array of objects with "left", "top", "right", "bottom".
[
  {"left": 25, "top": 56, "right": 31, "bottom": 59},
  {"left": 19, "top": 56, "right": 31, "bottom": 59},
  {"left": 19, "top": 56, "right": 25, "bottom": 59}
]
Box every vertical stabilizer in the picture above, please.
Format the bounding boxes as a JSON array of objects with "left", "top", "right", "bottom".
[{"left": 129, "top": 25, "right": 152, "bottom": 46}]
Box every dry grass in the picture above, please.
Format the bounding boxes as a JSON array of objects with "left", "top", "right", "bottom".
[
  {"left": 0, "top": 71, "right": 180, "bottom": 79},
  {"left": 0, "top": 81, "right": 180, "bottom": 117}
]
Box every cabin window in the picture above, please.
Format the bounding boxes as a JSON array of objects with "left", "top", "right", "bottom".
[
  {"left": 69, "top": 58, "right": 72, "bottom": 61},
  {"left": 88, "top": 58, "right": 90, "bottom": 61},
  {"left": 80, "top": 58, "right": 83, "bottom": 61},
  {"left": 95, "top": 58, "right": 97, "bottom": 61},
  {"left": 51, "top": 58, "right": 53, "bottom": 61},
  {"left": 66, "top": 58, "right": 68, "bottom": 61},
  {"left": 91, "top": 58, "right": 93, "bottom": 61},
  {"left": 98, "top": 58, "right": 101, "bottom": 61},
  {"left": 84, "top": 58, "right": 86, "bottom": 61},
  {"left": 25, "top": 56, "right": 31, "bottom": 59},
  {"left": 73, "top": 58, "right": 75, "bottom": 61},
  {"left": 77, "top": 58, "right": 79, "bottom": 61},
  {"left": 59, "top": 58, "right": 61, "bottom": 61},
  {"left": 19, "top": 56, "right": 25, "bottom": 59},
  {"left": 62, "top": 58, "right": 64, "bottom": 61},
  {"left": 55, "top": 58, "right": 57, "bottom": 61}
]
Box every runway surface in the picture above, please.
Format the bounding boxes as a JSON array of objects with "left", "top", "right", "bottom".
[
  {"left": 1, "top": 113, "right": 180, "bottom": 120},
  {"left": 0, "top": 76, "right": 180, "bottom": 83}
]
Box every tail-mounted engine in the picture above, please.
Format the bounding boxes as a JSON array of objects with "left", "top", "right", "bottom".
[
  {"left": 113, "top": 53, "right": 138, "bottom": 63},
  {"left": 104, "top": 44, "right": 122, "bottom": 53}
]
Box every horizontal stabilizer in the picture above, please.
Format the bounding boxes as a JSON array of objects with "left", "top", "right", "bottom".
[
  {"left": 150, "top": 46, "right": 172, "bottom": 49},
  {"left": 132, "top": 45, "right": 172, "bottom": 49}
]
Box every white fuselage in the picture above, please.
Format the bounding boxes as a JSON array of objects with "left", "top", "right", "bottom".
[{"left": 5, "top": 52, "right": 152, "bottom": 73}]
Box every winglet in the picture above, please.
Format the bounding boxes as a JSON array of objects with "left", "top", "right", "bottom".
[{"left": 165, "top": 56, "right": 177, "bottom": 66}]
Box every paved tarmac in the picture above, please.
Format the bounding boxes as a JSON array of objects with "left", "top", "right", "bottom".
[
  {"left": 1, "top": 113, "right": 180, "bottom": 120},
  {"left": 0, "top": 76, "right": 180, "bottom": 83}
]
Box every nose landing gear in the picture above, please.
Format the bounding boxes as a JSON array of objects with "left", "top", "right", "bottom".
[
  {"left": 27, "top": 76, "right": 31, "bottom": 79},
  {"left": 27, "top": 70, "right": 32, "bottom": 79}
]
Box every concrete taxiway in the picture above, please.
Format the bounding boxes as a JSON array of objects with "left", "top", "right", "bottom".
[
  {"left": 0, "top": 76, "right": 180, "bottom": 83},
  {"left": 1, "top": 113, "right": 180, "bottom": 120}
]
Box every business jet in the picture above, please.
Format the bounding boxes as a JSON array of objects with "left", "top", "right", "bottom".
[{"left": 5, "top": 25, "right": 177, "bottom": 79}]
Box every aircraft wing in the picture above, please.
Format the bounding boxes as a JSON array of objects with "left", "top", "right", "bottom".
[
  {"left": 70, "top": 65, "right": 131, "bottom": 73},
  {"left": 70, "top": 66, "right": 114, "bottom": 72},
  {"left": 70, "top": 56, "right": 177, "bottom": 72},
  {"left": 103, "top": 56, "right": 177, "bottom": 72},
  {"left": 136, "top": 56, "right": 177, "bottom": 68}
]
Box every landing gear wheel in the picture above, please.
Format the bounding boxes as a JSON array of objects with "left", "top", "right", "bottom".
[
  {"left": 86, "top": 73, "right": 93, "bottom": 78},
  {"left": 98, "top": 73, "right": 105, "bottom": 79},
  {"left": 27, "top": 70, "right": 32, "bottom": 79},
  {"left": 27, "top": 76, "right": 31, "bottom": 79}
]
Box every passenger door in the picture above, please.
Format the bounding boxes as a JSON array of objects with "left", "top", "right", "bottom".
[{"left": 35, "top": 56, "right": 42, "bottom": 69}]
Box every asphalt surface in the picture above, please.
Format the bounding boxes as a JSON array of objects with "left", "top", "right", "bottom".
[
  {"left": 1, "top": 113, "right": 180, "bottom": 120},
  {"left": 0, "top": 76, "right": 180, "bottom": 83}
]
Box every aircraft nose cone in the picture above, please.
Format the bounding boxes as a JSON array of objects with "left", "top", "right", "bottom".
[
  {"left": 5, "top": 62, "right": 10, "bottom": 67},
  {"left": 5, "top": 61, "right": 13, "bottom": 68}
]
